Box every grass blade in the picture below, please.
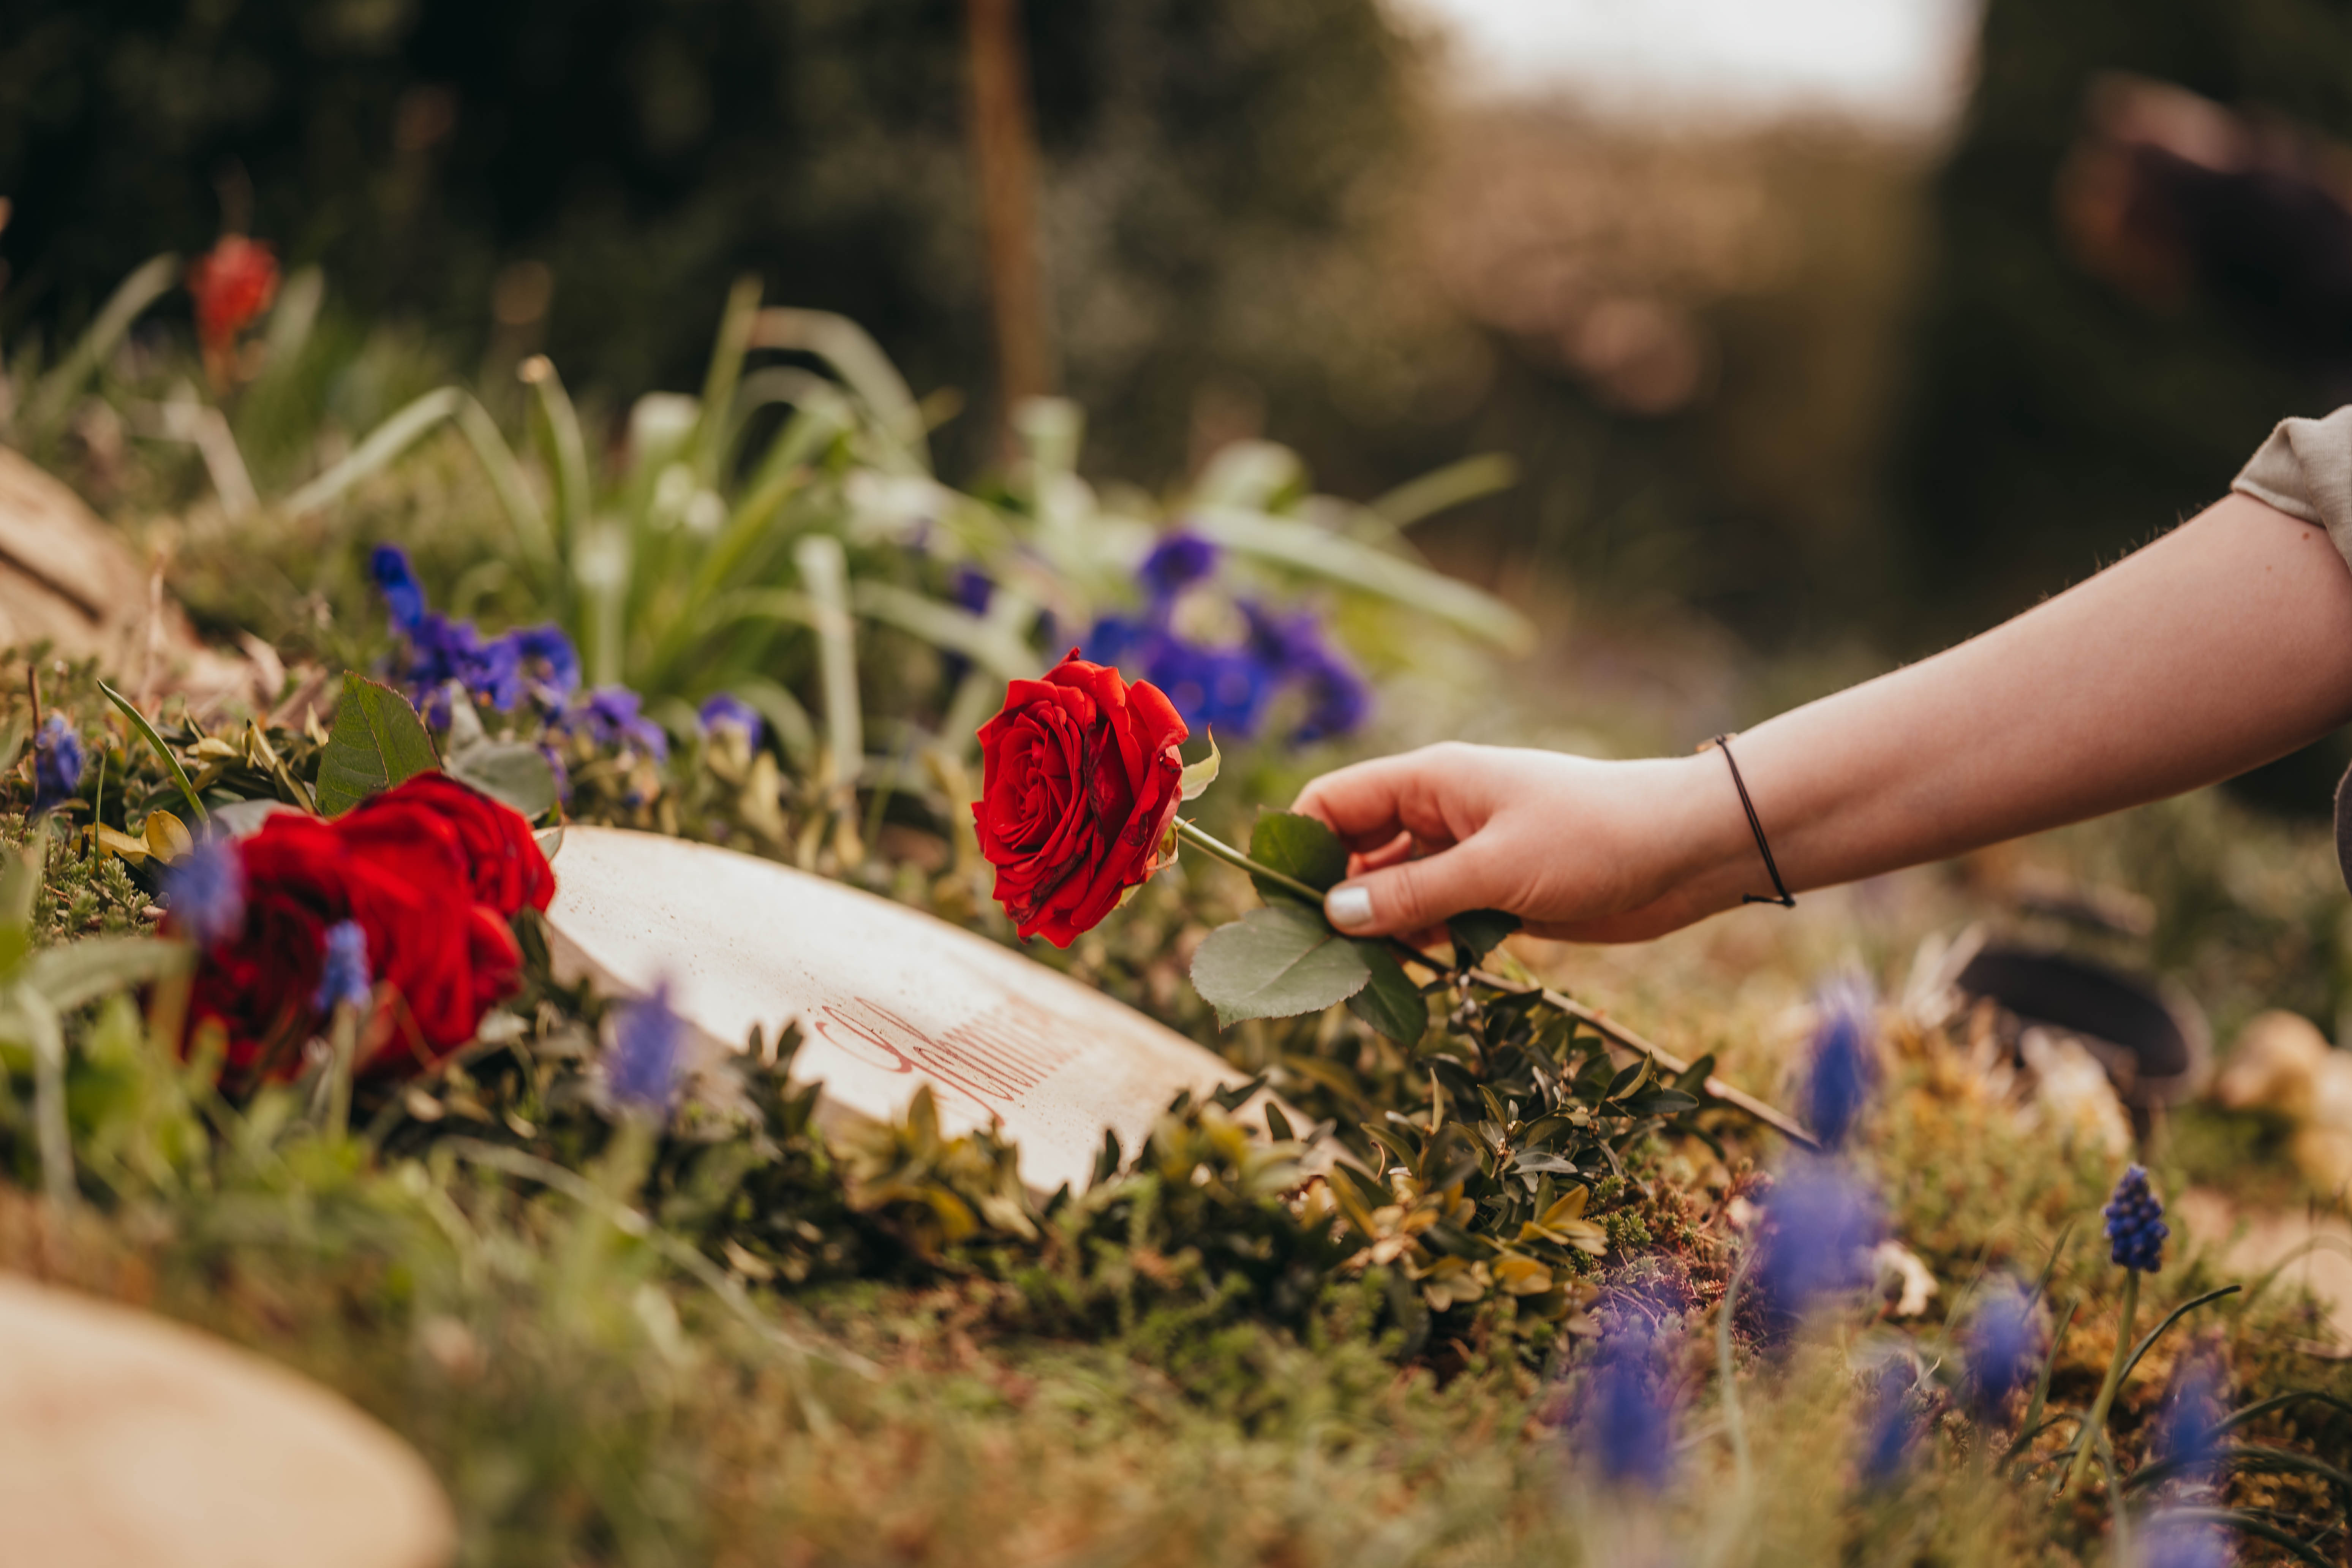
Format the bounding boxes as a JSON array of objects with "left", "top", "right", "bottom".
[
  {"left": 2121, "top": 1285, "right": 2240, "bottom": 1383},
  {"left": 1187, "top": 504, "right": 1535, "bottom": 651},
  {"left": 284, "top": 387, "right": 464, "bottom": 515},
  {"left": 793, "top": 535, "right": 861, "bottom": 795},
  {"left": 96, "top": 679, "right": 208, "bottom": 827},
  {"left": 26, "top": 254, "right": 179, "bottom": 432}
]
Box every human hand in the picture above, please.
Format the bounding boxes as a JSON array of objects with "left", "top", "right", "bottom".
[{"left": 1290, "top": 742, "right": 1743, "bottom": 944}]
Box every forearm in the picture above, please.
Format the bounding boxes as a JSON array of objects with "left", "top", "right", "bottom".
[{"left": 1668, "top": 496, "right": 2352, "bottom": 916}]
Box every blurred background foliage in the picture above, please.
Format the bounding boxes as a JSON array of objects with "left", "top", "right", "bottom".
[{"left": 13, "top": 0, "right": 2352, "bottom": 801}]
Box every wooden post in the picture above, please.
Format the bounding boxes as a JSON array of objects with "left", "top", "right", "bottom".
[{"left": 964, "top": 0, "right": 1055, "bottom": 444}]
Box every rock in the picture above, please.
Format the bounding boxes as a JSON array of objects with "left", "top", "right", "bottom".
[
  {"left": 0, "top": 1271, "right": 454, "bottom": 1568},
  {"left": 0, "top": 447, "right": 252, "bottom": 706},
  {"left": 543, "top": 826, "right": 1286, "bottom": 1194},
  {"left": 2214, "top": 1010, "right": 2352, "bottom": 1194}
]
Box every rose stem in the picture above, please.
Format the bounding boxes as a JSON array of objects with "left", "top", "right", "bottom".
[
  {"left": 1172, "top": 818, "right": 1327, "bottom": 905},
  {"left": 1172, "top": 820, "right": 1821, "bottom": 1151}
]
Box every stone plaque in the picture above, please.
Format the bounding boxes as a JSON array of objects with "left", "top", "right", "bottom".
[
  {"left": 0, "top": 1273, "right": 454, "bottom": 1568},
  {"left": 544, "top": 827, "right": 1267, "bottom": 1193}
]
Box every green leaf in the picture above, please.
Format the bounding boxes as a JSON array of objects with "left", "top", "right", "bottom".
[
  {"left": 1247, "top": 811, "right": 1349, "bottom": 905},
  {"left": 1178, "top": 733, "right": 1221, "bottom": 803},
  {"left": 1345, "top": 939, "right": 1429, "bottom": 1045},
  {"left": 1190, "top": 904, "right": 1370, "bottom": 1027},
  {"left": 23, "top": 937, "right": 193, "bottom": 1013},
  {"left": 1447, "top": 909, "right": 1519, "bottom": 970},
  {"left": 315, "top": 674, "right": 439, "bottom": 816},
  {"left": 447, "top": 742, "right": 560, "bottom": 821},
  {"left": 96, "top": 679, "right": 208, "bottom": 827}
]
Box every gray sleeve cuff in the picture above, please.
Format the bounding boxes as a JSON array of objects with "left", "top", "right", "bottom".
[{"left": 2234, "top": 408, "right": 2352, "bottom": 567}]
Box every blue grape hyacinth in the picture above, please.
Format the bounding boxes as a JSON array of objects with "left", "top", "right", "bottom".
[
  {"left": 2150, "top": 1355, "right": 2226, "bottom": 1492},
  {"left": 163, "top": 836, "right": 246, "bottom": 948},
  {"left": 607, "top": 981, "right": 684, "bottom": 1114},
  {"left": 1581, "top": 1315, "right": 1676, "bottom": 1492},
  {"left": 1857, "top": 1363, "right": 1921, "bottom": 1489},
  {"left": 1756, "top": 1165, "right": 1882, "bottom": 1321},
  {"left": 2103, "top": 1164, "right": 2169, "bottom": 1273},
  {"left": 312, "top": 920, "right": 372, "bottom": 1014},
  {"left": 32, "top": 713, "right": 82, "bottom": 814},
  {"left": 1803, "top": 974, "right": 1876, "bottom": 1151},
  {"left": 1963, "top": 1280, "right": 2039, "bottom": 1420}
]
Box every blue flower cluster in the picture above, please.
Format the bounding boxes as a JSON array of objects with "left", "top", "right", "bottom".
[
  {"left": 1803, "top": 975, "right": 1875, "bottom": 1152},
  {"left": 1079, "top": 530, "right": 1370, "bottom": 744},
  {"left": 607, "top": 980, "right": 684, "bottom": 1115},
  {"left": 1756, "top": 1165, "right": 1882, "bottom": 1321},
  {"left": 1581, "top": 1314, "right": 1676, "bottom": 1492},
  {"left": 371, "top": 546, "right": 579, "bottom": 718},
  {"left": 1964, "top": 1279, "right": 2039, "bottom": 1420},
  {"left": 2103, "top": 1163, "right": 2169, "bottom": 1273},
  {"left": 370, "top": 545, "right": 674, "bottom": 764},
  {"left": 32, "top": 713, "right": 82, "bottom": 814},
  {"left": 311, "top": 920, "right": 372, "bottom": 1013},
  {"left": 1857, "top": 1362, "right": 1921, "bottom": 1489},
  {"left": 698, "top": 693, "right": 764, "bottom": 749},
  {"left": 2150, "top": 1354, "right": 2224, "bottom": 1492},
  {"left": 164, "top": 836, "right": 246, "bottom": 948}
]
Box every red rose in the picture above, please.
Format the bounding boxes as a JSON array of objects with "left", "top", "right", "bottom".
[
  {"left": 174, "top": 773, "right": 549, "bottom": 1083},
  {"left": 351, "top": 772, "right": 555, "bottom": 916},
  {"left": 185, "top": 236, "right": 280, "bottom": 357},
  {"left": 973, "top": 652, "right": 1187, "bottom": 947}
]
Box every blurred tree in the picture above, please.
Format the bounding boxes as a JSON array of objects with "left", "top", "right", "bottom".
[
  {"left": 0, "top": 0, "right": 1421, "bottom": 482},
  {"left": 1899, "top": 0, "right": 2352, "bottom": 648}
]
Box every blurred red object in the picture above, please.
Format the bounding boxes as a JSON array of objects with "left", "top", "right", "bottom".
[{"left": 186, "top": 235, "right": 280, "bottom": 359}]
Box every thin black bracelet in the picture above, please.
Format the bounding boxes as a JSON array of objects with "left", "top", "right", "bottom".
[{"left": 1707, "top": 733, "right": 1795, "bottom": 908}]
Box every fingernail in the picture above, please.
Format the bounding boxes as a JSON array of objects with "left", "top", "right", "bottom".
[{"left": 1326, "top": 884, "right": 1373, "bottom": 931}]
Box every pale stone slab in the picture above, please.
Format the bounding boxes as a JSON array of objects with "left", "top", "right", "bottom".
[
  {"left": 543, "top": 827, "right": 1263, "bottom": 1193},
  {"left": 0, "top": 1272, "right": 454, "bottom": 1568}
]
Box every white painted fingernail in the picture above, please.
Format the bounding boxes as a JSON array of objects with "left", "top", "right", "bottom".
[{"left": 1326, "top": 884, "right": 1373, "bottom": 931}]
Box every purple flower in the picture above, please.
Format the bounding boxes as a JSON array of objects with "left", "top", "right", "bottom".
[
  {"left": 950, "top": 564, "right": 994, "bottom": 615},
  {"left": 1804, "top": 975, "right": 1876, "bottom": 1152},
  {"left": 1579, "top": 1315, "right": 1676, "bottom": 1491},
  {"left": 570, "top": 687, "right": 670, "bottom": 762},
  {"left": 539, "top": 743, "right": 573, "bottom": 806},
  {"left": 1140, "top": 532, "right": 1219, "bottom": 596},
  {"left": 406, "top": 613, "right": 525, "bottom": 715},
  {"left": 370, "top": 544, "right": 428, "bottom": 633},
  {"left": 2151, "top": 1355, "right": 2226, "bottom": 1492},
  {"left": 311, "top": 920, "right": 372, "bottom": 1014},
  {"left": 607, "top": 980, "right": 683, "bottom": 1113},
  {"left": 1756, "top": 1166, "right": 1882, "bottom": 1320},
  {"left": 1243, "top": 602, "right": 1371, "bottom": 743},
  {"left": 1857, "top": 1363, "right": 1920, "bottom": 1489},
  {"left": 31, "top": 713, "right": 82, "bottom": 814},
  {"left": 1291, "top": 653, "right": 1370, "bottom": 743},
  {"left": 1082, "top": 614, "right": 1146, "bottom": 670},
  {"left": 699, "top": 693, "right": 764, "bottom": 749},
  {"left": 1143, "top": 637, "right": 1274, "bottom": 738},
  {"left": 1964, "top": 1280, "right": 2039, "bottom": 1421},
  {"left": 510, "top": 624, "right": 581, "bottom": 704},
  {"left": 2105, "top": 1164, "right": 2169, "bottom": 1272},
  {"left": 163, "top": 836, "right": 246, "bottom": 948}
]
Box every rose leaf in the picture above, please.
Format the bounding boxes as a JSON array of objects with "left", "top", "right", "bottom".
[
  {"left": 1446, "top": 909, "right": 1521, "bottom": 970},
  {"left": 1344, "top": 939, "right": 1429, "bottom": 1045},
  {"left": 447, "top": 742, "right": 561, "bottom": 822},
  {"left": 1189, "top": 904, "right": 1370, "bottom": 1026},
  {"left": 1246, "top": 811, "right": 1349, "bottom": 905},
  {"left": 315, "top": 673, "right": 440, "bottom": 816}
]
